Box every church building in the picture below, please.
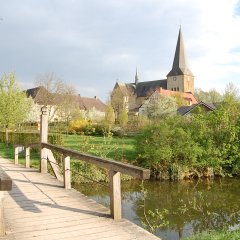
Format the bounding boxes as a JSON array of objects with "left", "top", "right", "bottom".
[{"left": 111, "top": 27, "right": 196, "bottom": 116}]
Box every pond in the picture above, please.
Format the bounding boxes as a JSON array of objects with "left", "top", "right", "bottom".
[{"left": 73, "top": 178, "right": 240, "bottom": 240}]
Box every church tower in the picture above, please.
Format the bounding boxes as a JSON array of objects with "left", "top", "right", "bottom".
[
  {"left": 135, "top": 68, "right": 139, "bottom": 85},
  {"left": 167, "top": 27, "right": 194, "bottom": 93}
]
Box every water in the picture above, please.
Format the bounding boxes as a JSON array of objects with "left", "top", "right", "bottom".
[{"left": 73, "top": 178, "right": 240, "bottom": 239}]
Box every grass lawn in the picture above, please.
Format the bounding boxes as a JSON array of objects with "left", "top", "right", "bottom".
[
  {"left": 185, "top": 229, "right": 240, "bottom": 240},
  {"left": 63, "top": 134, "right": 137, "bottom": 162},
  {"left": 0, "top": 142, "right": 40, "bottom": 168}
]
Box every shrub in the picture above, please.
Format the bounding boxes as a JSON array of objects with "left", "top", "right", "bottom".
[{"left": 68, "top": 119, "right": 90, "bottom": 134}]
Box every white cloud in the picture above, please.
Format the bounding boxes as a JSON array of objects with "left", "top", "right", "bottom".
[{"left": 0, "top": 0, "right": 240, "bottom": 101}]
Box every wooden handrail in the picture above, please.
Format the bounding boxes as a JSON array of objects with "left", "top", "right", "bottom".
[
  {"left": 42, "top": 142, "right": 150, "bottom": 180},
  {"left": 12, "top": 106, "right": 151, "bottom": 221},
  {"left": 14, "top": 143, "right": 40, "bottom": 148}
]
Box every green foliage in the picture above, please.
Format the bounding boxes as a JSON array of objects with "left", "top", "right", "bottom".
[
  {"left": 0, "top": 72, "right": 32, "bottom": 127},
  {"left": 0, "top": 131, "right": 63, "bottom": 146},
  {"left": 127, "top": 115, "right": 151, "bottom": 133},
  {"left": 185, "top": 229, "right": 240, "bottom": 240},
  {"left": 195, "top": 88, "right": 223, "bottom": 103},
  {"left": 135, "top": 116, "right": 202, "bottom": 176},
  {"left": 118, "top": 109, "right": 128, "bottom": 127},
  {"left": 68, "top": 133, "right": 132, "bottom": 183},
  {"left": 135, "top": 100, "right": 240, "bottom": 179},
  {"left": 105, "top": 104, "right": 115, "bottom": 125}
]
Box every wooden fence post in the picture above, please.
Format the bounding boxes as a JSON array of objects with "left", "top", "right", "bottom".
[
  {"left": 109, "top": 170, "right": 122, "bottom": 220},
  {"left": 14, "top": 146, "right": 18, "bottom": 165},
  {"left": 25, "top": 147, "right": 30, "bottom": 168},
  {"left": 40, "top": 106, "right": 48, "bottom": 173},
  {"left": 64, "top": 156, "right": 71, "bottom": 189}
]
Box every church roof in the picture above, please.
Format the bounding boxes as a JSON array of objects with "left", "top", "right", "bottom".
[
  {"left": 167, "top": 27, "right": 193, "bottom": 77},
  {"left": 131, "top": 79, "right": 167, "bottom": 97}
]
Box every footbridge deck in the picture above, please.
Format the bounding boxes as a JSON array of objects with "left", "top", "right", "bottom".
[{"left": 0, "top": 157, "right": 159, "bottom": 240}]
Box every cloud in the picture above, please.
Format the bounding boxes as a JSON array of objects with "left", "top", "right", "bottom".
[{"left": 0, "top": 0, "right": 240, "bottom": 101}]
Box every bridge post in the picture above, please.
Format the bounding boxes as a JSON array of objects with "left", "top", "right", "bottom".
[
  {"left": 14, "top": 146, "right": 18, "bottom": 164},
  {"left": 40, "top": 106, "right": 48, "bottom": 174},
  {"left": 64, "top": 156, "right": 71, "bottom": 189},
  {"left": 109, "top": 170, "right": 122, "bottom": 220},
  {"left": 25, "top": 147, "right": 30, "bottom": 168}
]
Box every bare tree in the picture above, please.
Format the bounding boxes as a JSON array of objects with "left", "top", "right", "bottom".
[{"left": 35, "top": 72, "right": 79, "bottom": 122}]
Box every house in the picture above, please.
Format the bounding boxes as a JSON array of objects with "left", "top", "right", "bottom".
[
  {"left": 111, "top": 27, "right": 196, "bottom": 116},
  {"left": 177, "top": 101, "right": 217, "bottom": 116},
  {"left": 78, "top": 96, "right": 107, "bottom": 121},
  {"left": 139, "top": 88, "right": 198, "bottom": 115},
  {"left": 26, "top": 87, "right": 106, "bottom": 122},
  {"left": 26, "top": 86, "right": 59, "bottom": 122}
]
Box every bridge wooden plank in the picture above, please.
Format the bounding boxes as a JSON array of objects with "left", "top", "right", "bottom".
[{"left": 0, "top": 157, "right": 160, "bottom": 240}]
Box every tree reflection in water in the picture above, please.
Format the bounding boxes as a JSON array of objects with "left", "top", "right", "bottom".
[{"left": 73, "top": 178, "right": 240, "bottom": 240}]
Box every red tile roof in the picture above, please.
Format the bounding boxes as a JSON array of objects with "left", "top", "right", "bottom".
[{"left": 155, "top": 88, "right": 198, "bottom": 105}]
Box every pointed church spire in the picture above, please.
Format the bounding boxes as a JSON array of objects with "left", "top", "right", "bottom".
[
  {"left": 167, "top": 27, "right": 193, "bottom": 77},
  {"left": 135, "top": 67, "right": 139, "bottom": 85}
]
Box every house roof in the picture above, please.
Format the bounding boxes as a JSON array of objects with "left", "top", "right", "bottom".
[
  {"left": 177, "top": 101, "right": 217, "bottom": 116},
  {"left": 167, "top": 27, "right": 193, "bottom": 77},
  {"left": 26, "top": 86, "right": 56, "bottom": 105},
  {"left": 78, "top": 97, "right": 106, "bottom": 112},
  {"left": 155, "top": 88, "right": 198, "bottom": 104}
]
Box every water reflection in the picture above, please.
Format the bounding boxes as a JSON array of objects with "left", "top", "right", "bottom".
[{"left": 73, "top": 178, "right": 240, "bottom": 239}]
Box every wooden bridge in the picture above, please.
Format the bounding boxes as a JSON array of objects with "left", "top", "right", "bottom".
[{"left": 0, "top": 107, "right": 160, "bottom": 240}]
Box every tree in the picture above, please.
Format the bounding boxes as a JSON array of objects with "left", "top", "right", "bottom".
[
  {"left": 172, "top": 92, "right": 188, "bottom": 107},
  {"left": 144, "top": 94, "right": 177, "bottom": 119},
  {"left": 57, "top": 85, "right": 82, "bottom": 132},
  {"left": 195, "top": 88, "right": 222, "bottom": 103},
  {"left": 0, "top": 72, "right": 33, "bottom": 143},
  {"left": 118, "top": 109, "right": 128, "bottom": 127},
  {"left": 223, "top": 82, "right": 240, "bottom": 103},
  {"left": 105, "top": 104, "right": 115, "bottom": 125},
  {"left": 35, "top": 72, "right": 79, "bottom": 122}
]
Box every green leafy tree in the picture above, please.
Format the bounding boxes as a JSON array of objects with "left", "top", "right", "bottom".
[
  {"left": 118, "top": 109, "right": 128, "bottom": 127},
  {"left": 0, "top": 72, "right": 33, "bottom": 143},
  {"left": 105, "top": 104, "right": 115, "bottom": 125},
  {"left": 195, "top": 88, "right": 223, "bottom": 103},
  {"left": 223, "top": 82, "right": 239, "bottom": 103}
]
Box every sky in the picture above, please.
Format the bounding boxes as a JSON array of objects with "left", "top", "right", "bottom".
[{"left": 0, "top": 0, "right": 240, "bottom": 102}]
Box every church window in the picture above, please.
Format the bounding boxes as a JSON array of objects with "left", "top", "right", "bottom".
[
  {"left": 177, "top": 87, "right": 179, "bottom": 91},
  {"left": 173, "top": 76, "right": 177, "bottom": 81}
]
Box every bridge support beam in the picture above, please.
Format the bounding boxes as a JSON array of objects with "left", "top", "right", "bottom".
[
  {"left": 40, "top": 106, "right": 48, "bottom": 174},
  {"left": 109, "top": 170, "right": 122, "bottom": 220}
]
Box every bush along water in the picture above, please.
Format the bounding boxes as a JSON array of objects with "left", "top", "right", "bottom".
[{"left": 135, "top": 101, "right": 240, "bottom": 180}]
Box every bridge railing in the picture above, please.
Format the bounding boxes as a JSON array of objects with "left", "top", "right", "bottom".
[
  {"left": 0, "top": 166, "right": 12, "bottom": 236},
  {"left": 13, "top": 106, "right": 150, "bottom": 220}
]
